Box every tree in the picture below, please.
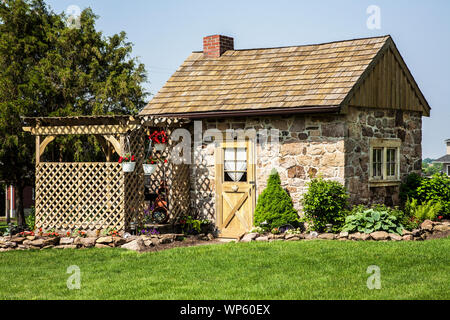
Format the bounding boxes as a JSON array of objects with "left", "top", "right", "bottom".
[
  {"left": 254, "top": 169, "right": 299, "bottom": 230},
  {"left": 0, "top": 0, "right": 148, "bottom": 226}
]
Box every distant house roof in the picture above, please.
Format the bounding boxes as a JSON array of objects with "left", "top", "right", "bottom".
[
  {"left": 435, "top": 155, "right": 450, "bottom": 163},
  {"left": 141, "top": 35, "right": 430, "bottom": 117}
]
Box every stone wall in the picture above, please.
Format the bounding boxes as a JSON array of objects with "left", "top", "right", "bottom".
[
  {"left": 345, "top": 107, "right": 422, "bottom": 206},
  {"left": 190, "top": 114, "right": 346, "bottom": 221}
]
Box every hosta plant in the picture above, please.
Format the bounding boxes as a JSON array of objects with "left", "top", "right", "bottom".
[{"left": 342, "top": 208, "right": 404, "bottom": 235}]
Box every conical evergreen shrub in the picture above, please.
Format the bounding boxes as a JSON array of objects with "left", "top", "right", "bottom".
[{"left": 254, "top": 169, "right": 299, "bottom": 230}]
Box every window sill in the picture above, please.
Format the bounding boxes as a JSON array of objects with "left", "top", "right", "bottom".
[{"left": 369, "top": 180, "right": 401, "bottom": 187}]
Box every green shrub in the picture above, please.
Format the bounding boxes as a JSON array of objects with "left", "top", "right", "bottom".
[
  {"left": 254, "top": 169, "right": 299, "bottom": 230},
  {"left": 417, "top": 173, "right": 450, "bottom": 217},
  {"left": 302, "top": 177, "right": 349, "bottom": 232},
  {"left": 400, "top": 173, "right": 422, "bottom": 204},
  {"left": 405, "top": 198, "right": 443, "bottom": 223},
  {"left": 342, "top": 208, "right": 404, "bottom": 235}
]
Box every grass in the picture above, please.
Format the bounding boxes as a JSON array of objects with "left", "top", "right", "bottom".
[{"left": 0, "top": 238, "right": 449, "bottom": 300}]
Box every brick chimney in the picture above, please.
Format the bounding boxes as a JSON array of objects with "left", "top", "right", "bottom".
[{"left": 203, "top": 35, "right": 234, "bottom": 58}]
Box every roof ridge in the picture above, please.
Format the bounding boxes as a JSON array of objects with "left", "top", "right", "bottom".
[{"left": 192, "top": 35, "right": 391, "bottom": 53}]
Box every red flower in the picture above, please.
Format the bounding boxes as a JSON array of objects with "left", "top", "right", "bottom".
[
  {"left": 131, "top": 155, "right": 135, "bottom": 162},
  {"left": 164, "top": 159, "right": 168, "bottom": 163},
  {"left": 438, "top": 216, "right": 443, "bottom": 220},
  {"left": 118, "top": 157, "right": 123, "bottom": 164}
]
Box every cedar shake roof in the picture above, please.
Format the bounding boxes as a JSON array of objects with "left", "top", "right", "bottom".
[
  {"left": 141, "top": 35, "right": 430, "bottom": 117},
  {"left": 435, "top": 155, "right": 450, "bottom": 163}
]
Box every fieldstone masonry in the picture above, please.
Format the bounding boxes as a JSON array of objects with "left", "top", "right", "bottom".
[{"left": 190, "top": 107, "right": 423, "bottom": 223}]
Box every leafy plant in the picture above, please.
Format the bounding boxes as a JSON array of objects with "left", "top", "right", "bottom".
[
  {"left": 180, "top": 216, "right": 210, "bottom": 235},
  {"left": 342, "top": 208, "right": 404, "bottom": 235},
  {"left": 405, "top": 198, "right": 443, "bottom": 223},
  {"left": 417, "top": 173, "right": 450, "bottom": 217},
  {"left": 302, "top": 177, "right": 349, "bottom": 232},
  {"left": 254, "top": 169, "right": 299, "bottom": 230},
  {"left": 25, "top": 207, "right": 36, "bottom": 231}
]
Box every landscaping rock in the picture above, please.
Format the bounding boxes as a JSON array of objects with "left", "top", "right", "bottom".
[
  {"left": 4, "top": 242, "right": 17, "bottom": 248},
  {"left": 420, "top": 220, "right": 433, "bottom": 231},
  {"left": 241, "top": 233, "right": 258, "bottom": 242},
  {"left": 30, "top": 239, "right": 45, "bottom": 247},
  {"left": 80, "top": 237, "right": 96, "bottom": 248},
  {"left": 349, "top": 233, "right": 363, "bottom": 241},
  {"left": 41, "top": 245, "right": 54, "bottom": 250},
  {"left": 402, "top": 235, "right": 414, "bottom": 241},
  {"left": 402, "top": 229, "right": 412, "bottom": 236},
  {"left": 96, "top": 236, "right": 113, "bottom": 244},
  {"left": 121, "top": 239, "right": 145, "bottom": 252},
  {"left": 318, "top": 233, "right": 335, "bottom": 240},
  {"left": 285, "top": 234, "right": 299, "bottom": 240},
  {"left": 433, "top": 224, "right": 449, "bottom": 232},
  {"left": 26, "top": 236, "right": 36, "bottom": 241},
  {"left": 361, "top": 233, "right": 372, "bottom": 241},
  {"left": 143, "top": 240, "right": 153, "bottom": 247},
  {"left": 286, "top": 236, "right": 300, "bottom": 241},
  {"left": 10, "top": 237, "right": 25, "bottom": 244},
  {"left": 389, "top": 234, "right": 403, "bottom": 241},
  {"left": 43, "top": 237, "right": 59, "bottom": 246},
  {"left": 305, "top": 231, "right": 318, "bottom": 240},
  {"left": 207, "top": 233, "right": 215, "bottom": 241},
  {"left": 59, "top": 237, "right": 74, "bottom": 245},
  {"left": 256, "top": 236, "right": 269, "bottom": 242},
  {"left": 113, "top": 237, "right": 127, "bottom": 247},
  {"left": 159, "top": 237, "right": 174, "bottom": 244},
  {"left": 370, "top": 231, "right": 389, "bottom": 241},
  {"left": 411, "top": 229, "right": 422, "bottom": 237},
  {"left": 338, "top": 232, "right": 349, "bottom": 239}
]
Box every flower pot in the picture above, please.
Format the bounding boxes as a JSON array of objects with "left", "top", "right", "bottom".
[
  {"left": 143, "top": 163, "right": 157, "bottom": 175},
  {"left": 122, "top": 162, "right": 136, "bottom": 173},
  {"left": 154, "top": 143, "right": 166, "bottom": 152}
]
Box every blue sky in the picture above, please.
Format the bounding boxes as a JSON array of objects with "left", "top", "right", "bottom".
[{"left": 46, "top": 0, "right": 450, "bottom": 159}]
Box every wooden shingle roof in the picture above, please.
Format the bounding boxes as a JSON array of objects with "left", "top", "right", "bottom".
[{"left": 141, "top": 35, "right": 430, "bottom": 117}]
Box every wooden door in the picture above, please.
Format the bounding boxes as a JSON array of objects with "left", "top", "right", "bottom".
[{"left": 215, "top": 140, "right": 255, "bottom": 238}]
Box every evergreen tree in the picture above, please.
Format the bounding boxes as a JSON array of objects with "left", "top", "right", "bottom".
[
  {"left": 0, "top": 0, "right": 148, "bottom": 226},
  {"left": 254, "top": 169, "right": 299, "bottom": 230}
]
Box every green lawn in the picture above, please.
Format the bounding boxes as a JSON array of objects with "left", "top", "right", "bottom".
[{"left": 0, "top": 238, "right": 449, "bottom": 300}]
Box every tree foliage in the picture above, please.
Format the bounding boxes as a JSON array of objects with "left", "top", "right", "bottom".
[
  {"left": 0, "top": 0, "right": 148, "bottom": 225},
  {"left": 254, "top": 169, "right": 299, "bottom": 230}
]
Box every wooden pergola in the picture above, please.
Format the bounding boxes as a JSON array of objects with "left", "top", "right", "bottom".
[{"left": 22, "top": 115, "right": 191, "bottom": 233}]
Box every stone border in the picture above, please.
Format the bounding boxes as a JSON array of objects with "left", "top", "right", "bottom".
[
  {"left": 0, "top": 233, "right": 216, "bottom": 253},
  {"left": 239, "top": 220, "right": 450, "bottom": 243}
]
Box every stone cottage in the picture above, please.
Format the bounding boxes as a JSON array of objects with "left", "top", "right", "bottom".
[{"left": 140, "top": 35, "right": 430, "bottom": 238}]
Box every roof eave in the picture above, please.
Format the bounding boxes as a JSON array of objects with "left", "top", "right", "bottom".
[{"left": 142, "top": 105, "right": 341, "bottom": 119}]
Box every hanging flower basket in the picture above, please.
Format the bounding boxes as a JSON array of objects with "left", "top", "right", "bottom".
[
  {"left": 150, "top": 130, "right": 168, "bottom": 152},
  {"left": 143, "top": 155, "right": 167, "bottom": 175},
  {"left": 142, "top": 164, "right": 157, "bottom": 175},
  {"left": 119, "top": 154, "right": 136, "bottom": 173}
]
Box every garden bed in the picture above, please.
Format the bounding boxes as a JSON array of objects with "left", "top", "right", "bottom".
[
  {"left": 240, "top": 219, "right": 450, "bottom": 243},
  {"left": 0, "top": 232, "right": 216, "bottom": 253}
]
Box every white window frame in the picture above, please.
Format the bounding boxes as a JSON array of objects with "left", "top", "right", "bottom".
[{"left": 369, "top": 138, "right": 401, "bottom": 186}]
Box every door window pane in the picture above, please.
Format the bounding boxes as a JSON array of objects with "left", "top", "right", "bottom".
[{"left": 224, "top": 147, "right": 247, "bottom": 182}]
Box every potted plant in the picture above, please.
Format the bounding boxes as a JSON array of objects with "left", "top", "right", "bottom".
[
  {"left": 142, "top": 155, "right": 167, "bottom": 175},
  {"left": 150, "top": 130, "right": 168, "bottom": 152},
  {"left": 119, "top": 153, "right": 136, "bottom": 172}
]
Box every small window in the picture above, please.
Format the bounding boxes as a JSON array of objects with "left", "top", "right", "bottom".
[
  {"left": 372, "top": 148, "right": 383, "bottom": 178},
  {"left": 447, "top": 165, "right": 450, "bottom": 176},
  {"left": 370, "top": 139, "right": 401, "bottom": 182},
  {"left": 386, "top": 148, "right": 397, "bottom": 177},
  {"left": 224, "top": 147, "right": 247, "bottom": 182}
]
